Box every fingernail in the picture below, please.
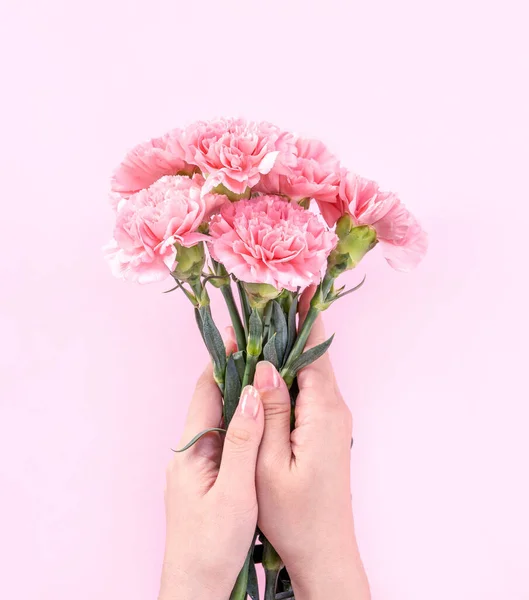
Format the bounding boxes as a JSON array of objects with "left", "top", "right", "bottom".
[
  {"left": 239, "top": 385, "right": 260, "bottom": 418},
  {"left": 254, "top": 361, "right": 281, "bottom": 391}
]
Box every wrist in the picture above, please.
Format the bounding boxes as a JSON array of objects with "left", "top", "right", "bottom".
[
  {"left": 158, "top": 560, "right": 231, "bottom": 600},
  {"left": 288, "top": 548, "right": 370, "bottom": 600}
]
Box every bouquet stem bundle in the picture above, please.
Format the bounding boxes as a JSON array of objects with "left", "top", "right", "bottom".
[{"left": 173, "top": 264, "right": 355, "bottom": 599}]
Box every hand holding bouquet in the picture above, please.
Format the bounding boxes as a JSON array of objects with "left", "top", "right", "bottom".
[{"left": 105, "top": 118, "right": 427, "bottom": 598}]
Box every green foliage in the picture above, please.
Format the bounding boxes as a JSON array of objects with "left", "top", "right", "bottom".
[
  {"left": 272, "top": 301, "right": 288, "bottom": 366},
  {"left": 247, "top": 560, "right": 259, "bottom": 600},
  {"left": 285, "top": 293, "right": 299, "bottom": 359},
  {"left": 263, "top": 334, "right": 279, "bottom": 368},
  {"left": 289, "top": 334, "right": 334, "bottom": 373},
  {"left": 247, "top": 309, "right": 263, "bottom": 357},
  {"left": 199, "top": 306, "right": 226, "bottom": 388},
  {"left": 172, "top": 428, "right": 225, "bottom": 453},
  {"left": 232, "top": 351, "right": 246, "bottom": 383},
  {"left": 224, "top": 355, "right": 242, "bottom": 426}
]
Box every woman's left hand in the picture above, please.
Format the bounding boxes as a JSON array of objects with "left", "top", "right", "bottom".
[{"left": 159, "top": 360, "right": 264, "bottom": 600}]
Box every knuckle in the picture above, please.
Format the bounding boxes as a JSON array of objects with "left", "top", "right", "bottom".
[
  {"left": 225, "top": 426, "right": 252, "bottom": 448},
  {"left": 263, "top": 400, "right": 291, "bottom": 420}
]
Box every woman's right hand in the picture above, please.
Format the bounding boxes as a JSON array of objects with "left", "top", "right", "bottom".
[{"left": 253, "top": 294, "right": 371, "bottom": 599}]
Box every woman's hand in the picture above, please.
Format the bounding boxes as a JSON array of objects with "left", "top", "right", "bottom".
[
  {"left": 253, "top": 294, "right": 371, "bottom": 600},
  {"left": 159, "top": 360, "right": 264, "bottom": 600}
]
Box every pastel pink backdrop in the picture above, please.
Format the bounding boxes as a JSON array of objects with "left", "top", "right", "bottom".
[{"left": 1, "top": 1, "right": 528, "bottom": 599}]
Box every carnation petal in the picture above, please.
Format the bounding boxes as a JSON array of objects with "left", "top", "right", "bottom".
[
  {"left": 258, "top": 151, "right": 280, "bottom": 175},
  {"left": 106, "top": 175, "right": 211, "bottom": 283},
  {"left": 381, "top": 225, "right": 428, "bottom": 272},
  {"left": 111, "top": 130, "right": 192, "bottom": 199},
  {"left": 208, "top": 195, "right": 337, "bottom": 291}
]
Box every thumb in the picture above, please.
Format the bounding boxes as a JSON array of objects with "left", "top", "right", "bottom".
[
  {"left": 215, "top": 385, "right": 264, "bottom": 500},
  {"left": 254, "top": 361, "right": 292, "bottom": 465}
]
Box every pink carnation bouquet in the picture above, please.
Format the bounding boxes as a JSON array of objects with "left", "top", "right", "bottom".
[{"left": 105, "top": 117, "right": 427, "bottom": 599}]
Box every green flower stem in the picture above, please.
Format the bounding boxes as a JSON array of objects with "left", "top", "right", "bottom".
[
  {"left": 190, "top": 279, "right": 207, "bottom": 305},
  {"left": 236, "top": 280, "right": 251, "bottom": 330},
  {"left": 229, "top": 533, "right": 257, "bottom": 600},
  {"left": 280, "top": 273, "right": 335, "bottom": 388},
  {"left": 262, "top": 537, "right": 282, "bottom": 600},
  {"left": 229, "top": 557, "right": 251, "bottom": 600},
  {"left": 320, "top": 272, "right": 335, "bottom": 300},
  {"left": 242, "top": 353, "right": 258, "bottom": 388},
  {"left": 265, "top": 572, "right": 279, "bottom": 600},
  {"left": 229, "top": 566, "right": 249, "bottom": 600},
  {"left": 280, "top": 305, "right": 320, "bottom": 388},
  {"left": 242, "top": 306, "right": 265, "bottom": 388},
  {"left": 220, "top": 284, "right": 247, "bottom": 351}
]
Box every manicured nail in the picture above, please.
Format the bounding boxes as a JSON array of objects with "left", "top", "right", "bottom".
[
  {"left": 240, "top": 385, "right": 260, "bottom": 418},
  {"left": 254, "top": 361, "right": 281, "bottom": 391}
]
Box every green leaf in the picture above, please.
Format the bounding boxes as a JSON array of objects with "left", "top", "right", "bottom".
[
  {"left": 285, "top": 293, "right": 299, "bottom": 361},
  {"left": 194, "top": 308, "right": 206, "bottom": 344},
  {"left": 272, "top": 301, "right": 288, "bottom": 366},
  {"left": 289, "top": 334, "right": 334, "bottom": 374},
  {"left": 172, "top": 427, "right": 225, "bottom": 452},
  {"left": 262, "top": 300, "right": 274, "bottom": 342},
  {"left": 233, "top": 351, "right": 246, "bottom": 382},
  {"left": 165, "top": 277, "right": 199, "bottom": 304},
  {"left": 247, "top": 560, "right": 259, "bottom": 600},
  {"left": 230, "top": 537, "right": 255, "bottom": 600},
  {"left": 224, "top": 355, "right": 242, "bottom": 426},
  {"left": 336, "top": 274, "right": 367, "bottom": 299},
  {"left": 249, "top": 308, "right": 263, "bottom": 339},
  {"left": 263, "top": 334, "right": 279, "bottom": 368},
  {"left": 200, "top": 306, "right": 226, "bottom": 374}
]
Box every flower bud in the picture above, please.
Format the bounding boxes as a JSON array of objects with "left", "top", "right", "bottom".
[
  {"left": 327, "top": 216, "right": 377, "bottom": 277},
  {"left": 244, "top": 282, "right": 281, "bottom": 310},
  {"left": 172, "top": 242, "right": 205, "bottom": 283}
]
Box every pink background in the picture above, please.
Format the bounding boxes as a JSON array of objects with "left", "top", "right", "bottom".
[{"left": 1, "top": 0, "right": 528, "bottom": 598}]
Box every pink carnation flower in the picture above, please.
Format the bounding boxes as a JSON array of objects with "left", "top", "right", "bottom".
[
  {"left": 111, "top": 129, "right": 194, "bottom": 202},
  {"left": 106, "top": 175, "right": 222, "bottom": 283},
  {"left": 183, "top": 118, "right": 294, "bottom": 195},
  {"left": 256, "top": 137, "right": 341, "bottom": 203},
  {"left": 209, "top": 195, "right": 337, "bottom": 291},
  {"left": 334, "top": 171, "right": 428, "bottom": 271}
]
